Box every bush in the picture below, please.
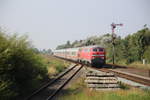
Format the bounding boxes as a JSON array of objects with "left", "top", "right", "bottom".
[{"left": 0, "top": 31, "right": 48, "bottom": 100}]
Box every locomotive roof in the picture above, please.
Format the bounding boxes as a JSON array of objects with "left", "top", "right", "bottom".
[{"left": 79, "top": 45, "right": 104, "bottom": 48}]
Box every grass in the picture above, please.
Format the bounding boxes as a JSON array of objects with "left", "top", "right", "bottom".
[
  {"left": 57, "top": 77, "right": 150, "bottom": 100},
  {"left": 113, "top": 60, "right": 150, "bottom": 70},
  {"left": 41, "top": 55, "right": 71, "bottom": 77},
  {"left": 128, "top": 62, "right": 150, "bottom": 70},
  {"left": 118, "top": 82, "right": 130, "bottom": 90}
]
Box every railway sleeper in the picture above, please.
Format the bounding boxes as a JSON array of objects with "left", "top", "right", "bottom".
[{"left": 85, "top": 70, "right": 119, "bottom": 90}]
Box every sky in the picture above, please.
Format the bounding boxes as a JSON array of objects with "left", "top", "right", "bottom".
[{"left": 0, "top": 0, "right": 150, "bottom": 50}]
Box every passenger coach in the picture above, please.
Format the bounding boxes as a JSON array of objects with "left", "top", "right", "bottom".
[{"left": 53, "top": 45, "right": 106, "bottom": 67}]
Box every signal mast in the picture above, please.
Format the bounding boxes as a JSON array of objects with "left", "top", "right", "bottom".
[{"left": 111, "top": 23, "right": 123, "bottom": 64}]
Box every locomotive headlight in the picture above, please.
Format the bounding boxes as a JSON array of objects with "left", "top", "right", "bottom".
[
  {"left": 101, "top": 57, "right": 104, "bottom": 59},
  {"left": 92, "top": 56, "right": 95, "bottom": 59}
]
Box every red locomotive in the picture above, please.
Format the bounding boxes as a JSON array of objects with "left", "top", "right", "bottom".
[{"left": 53, "top": 45, "right": 106, "bottom": 67}]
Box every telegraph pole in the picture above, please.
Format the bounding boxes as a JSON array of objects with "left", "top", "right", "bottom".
[{"left": 111, "top": 23, "right": 123, "bottom": 64}]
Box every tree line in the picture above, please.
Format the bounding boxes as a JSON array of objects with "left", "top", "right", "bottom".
[
  {"left": 33, "top": 48, "right": 52, "bottom": 55},
  {"left": 56, "top": 28, "right": 150, "bottom": 64}
]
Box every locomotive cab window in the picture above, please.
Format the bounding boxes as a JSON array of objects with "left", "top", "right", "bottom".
[{"left": 93, "top": 48, "right": 104, "bottom": 52}]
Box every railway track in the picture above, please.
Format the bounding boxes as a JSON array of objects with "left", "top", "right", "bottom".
[
  {"left": 25, "top": 64, "right": 83, "bottom": 100},
  {"left": 54, "top": 56, "right": 150, "bottom": 87},
  {"left": 88, "top": 66, "right": 150, "bottom": 87},
  {"left": 97, "top": 68, "right": 150, "bottom": 86}
]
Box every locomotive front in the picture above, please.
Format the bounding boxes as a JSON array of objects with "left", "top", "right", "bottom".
[{"left": 91, "top": 47, "right": 106, "bottom": 67}]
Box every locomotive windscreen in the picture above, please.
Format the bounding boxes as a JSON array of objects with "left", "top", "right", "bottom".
[{"left": 93, "top": 48, "right": 104, "bottom": 52}]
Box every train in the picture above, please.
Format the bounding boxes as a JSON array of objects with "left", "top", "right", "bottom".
[{"left": 53, "top": 45, "right": 106, "bottom": 67}]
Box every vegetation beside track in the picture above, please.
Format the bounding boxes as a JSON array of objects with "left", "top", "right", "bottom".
[
  {"left": 0, "top": 30, "right": 48, "bottom": 100},
  {"left": 58, "top": 77, "right": 150, "bottom": 100},
  {"left": 0, "top": 27, "right": 71, "bottom": 100},
  {"left": 117, "top": 62, "right": 150, "bottom": 70},
  {"left": 41, "top": 55, "right": 71, "bottom": 78}
]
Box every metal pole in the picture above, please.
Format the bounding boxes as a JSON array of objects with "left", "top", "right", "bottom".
[
  {"left": 111, "top": 23, "right": 123, "bottom": 64},
  {"left": 111, "top": 23, "right": 115, "bottom": 64},
  {"left": 112, "top": 40, "right": 115, "bottom": 64}
]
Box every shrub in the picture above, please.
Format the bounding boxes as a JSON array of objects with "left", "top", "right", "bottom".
[{"left": 0, "top": 31, "right": 48, "bottom": 99}]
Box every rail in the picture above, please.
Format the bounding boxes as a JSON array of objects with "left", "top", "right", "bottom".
[{"left": 25, "top": 64, "right": 83, "bottom": 100}]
